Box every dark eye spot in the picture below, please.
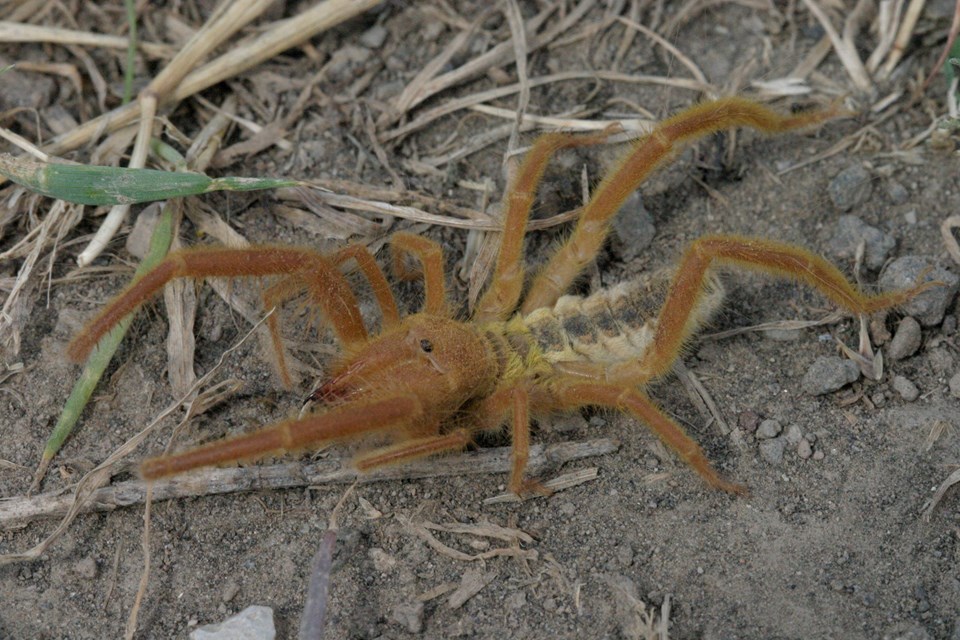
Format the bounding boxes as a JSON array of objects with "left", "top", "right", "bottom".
[{"left": 419, "top": 338, "right": 433, "bottom": 353}]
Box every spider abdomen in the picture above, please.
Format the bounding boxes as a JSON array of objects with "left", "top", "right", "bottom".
[{"left": 520, "top": 273, "right": 725, "bottom": 365}]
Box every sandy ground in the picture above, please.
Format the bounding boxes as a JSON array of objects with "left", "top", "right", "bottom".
[{"left": 1, "top": 2, "right": 959, "bottom": 638}]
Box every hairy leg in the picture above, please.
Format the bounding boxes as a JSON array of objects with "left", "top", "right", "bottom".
[
  {"left": 68, "top": 246, "right": 369, "bottom": 363},
  {"left": 389, "top": 232, "right": 448, "bottom": 316},
  {"left": 554, "top": 380, "right": 747, "bottom": 494},
  {"left": 331, "top": 244, "right": 401, "bottom": 329},
  {"left": 522, "top": 98, "right": 845, "bottom": 313},
  {"left": 141, "top": 394, "right": 423, "bottom": 479},
  {"left": 609, "top": 234, "right": 935, "bottom": 384},
  {"left": 474, "top": 125, "right": 620, "bottom": 322}
]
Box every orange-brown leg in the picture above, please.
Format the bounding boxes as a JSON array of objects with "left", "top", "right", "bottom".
[
  {"left": 141, "top": 394, "right": 423, "bottom": 479},
  {"left": 609, "top": 234, "right": 935, "bottom": 384},
  {"left": 554, "top": 381, "right": 747, "bottom": 494},
  {"left": 331, "top": 244, "right": 401, "bottom": 329},
  {"left": 68, "top": 246, "right": 369, "bottom": 363},
  {"left": 473, "top": 125, "right": 621, "bottom": 323},
  {"left": 521, "top": 98, "right": 846, "bottom": 313},
  {"left": 389, "top": 232, "right": 448, "bottom": 316},
  {"left": 353, "top": 428, "right": 473, "bottom": 472}
]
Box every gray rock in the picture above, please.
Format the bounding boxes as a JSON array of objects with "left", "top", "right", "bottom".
[
  {"left": 756, "top": 419, "right": 782, "bottom": 439},
  {"left": 828, "top": 164, "right": 872, "bottom": 211},
  {"left": 801, "top": 356, "right": 860, "bottom": 395},
  {"left": 949, "top": 372, "right": 960, "bottom": 399},
  {"left": 887, "top": 316, "right": 922, "bottom": 361},
  {"left": 391, "top": 601, "right": 425, "bottom": 633},
  {"left": 826, "top": 215, "right": 895, "bottom": 270},
  {"left": 784, "top": 424, "right": 803, "bottom": 444},
  {"left": 797, "top": 438, "right": 813, "bottom": 459},
  {"left": 879, "top": 256, "right": 959, "bottom": 326},
  {"left": 892, "top": 375, "right": 919, "bottom": 401},
  {"left": 759, "top": 437, "right": 787, "bottom": 465},
  {"left": 886, "top": 180, "right": 909, "bottom": 204},
  {"left": 190, "top": 606, "right": 275, "bottom": 640},
  {"left": 359, "top": 24, "right": 388, "bottom": 48},
  {"left": 611, "top": 191, "right": 656, "bottom": 261}
]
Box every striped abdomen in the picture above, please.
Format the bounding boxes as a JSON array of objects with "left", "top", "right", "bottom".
[{"left": 521, "top": 272, "right": 725, "bottom": 365}]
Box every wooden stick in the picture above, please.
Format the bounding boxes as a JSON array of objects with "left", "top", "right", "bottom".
[{"left": 0, "top": 439, "right": 619, "bottom": 529}]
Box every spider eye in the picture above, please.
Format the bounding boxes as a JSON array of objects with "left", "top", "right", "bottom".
[{"left": 419, "top": 338, "right": 433, "bottom": 353}]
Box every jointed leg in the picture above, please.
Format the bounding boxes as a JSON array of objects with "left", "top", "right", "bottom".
[
  {"left": 609, "top": 234, "right": 935, "bottom": 384},
  {"left": 354, "top": 428, "right": 473, "bottom": 472},
  {"left": 331, "top": 244, "right": 401, "bottom": 329},
  {"left": 474, "top": 125, "right": 621, "bottom": 322},
  {"left": 141, "top": 394, "right": 423, "bottom": 479},
  {"left": 554, "top": 380, "right": 747, "bottom": 494},
  {"left": 522, "top": 98, "right": 845, "bottom": 313},
  {"left": 389, "top": 232, "right": 448, "bottom": 316},
  {"left": 68, "top": 246, "right": 369, "bottom": 363}
]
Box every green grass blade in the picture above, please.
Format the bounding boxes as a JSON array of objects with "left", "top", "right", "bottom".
[
  {"left": 32, "top": 204, "right": 176, "bottom": 490},
  {"left": 0, "top": 153, "right": 299, "bottom": 206}
]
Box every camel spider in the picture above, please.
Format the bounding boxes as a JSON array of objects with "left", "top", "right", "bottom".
[{"left": 68, "top": 97, "right": 931, "bottom": 496}]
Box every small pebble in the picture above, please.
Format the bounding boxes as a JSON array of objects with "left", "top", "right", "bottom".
[
  {"left": 826, "top": 215, "right": 895, "bottom": 270},
  {"left": 369, "top": 547, "right": 397, "bottom": 573},
  {"left": 738, "top": 411, "right": 760, "bottom": 433},
  {"left": 359, "top": 24, "right": 388, "bottom": 48},
  {"left": 904, "top": 210, "right": 918, "bottom": 225},
  {"left": 190, "top": 606, "right": 275, "bottom": 640},
  {"left": 949, "top": 372, "right": 960, "bottom": 399},
  {"left": 828, "top": 163, "right": 872, "bottom": 211},
  {"left": 886, "top": 180, "right": 909, "bottom": 204},
  {"left": 756, "top": 419, "right": 782, "bottom": 439},
  {"left": 784, "top": 424, "right": 803, "bottom": 445},
  {"left": 813, "top": 450, "right": 825, "bottom": 461},
  {"left": 220, "top": 578, "right": 240, "bottom": 603},
  {"left": 611, "top": 192, "right": 656, "bottom": 261},
  {"left": 759, "top": 437, "right": 786, "bottom": 465},
  {"left": 797, "top": 438, "right": 813, "bottom": 459},
  {"left": 892, "top": 376, "right": 919, "bottom": 401},
  {"left": 801, "top": 356, "right": 860, "bottom": 395},
  {"left": 870, "top": 391, "right": 886, "bottom": 407},
  {"left": 879, "top": 257, "right": 960, "bottom": 326},
  {"left": 73, "top": 557, "right": 97, "bottom": 580},
  {"left": 391, "top": 601, "right": 424, "bottom": 634},
  {"left": 887, "top": 316, "right": 922, "bottom": 361}
]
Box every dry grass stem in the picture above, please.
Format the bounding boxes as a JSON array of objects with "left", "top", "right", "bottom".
[
  {"left": 616, "top": 16, "right": 710, "bottom": 89},
  {"left": 469, "top": 103, "right": 655, "bottom": 132},
  {"left": 0, "top": 21, "right": 174, "bottom": 58},
  {"left": 0, "top": 439, "right": 619, "bottom": 529},
  {"left": 886, "top": 0, "right": 928, "bottom": 80},
  {"left": 923, "top": 467, "right": 960, "bottom": 521},
  {"left": 384, "top": 70, "right": 710, "bottom": 143},
  {"left": 800, "top": 0, "right": 873, "bottom": 92},
  {"left": 483, "top": 468, "right": 601, "bottom": 504},
  {"left": 941, "top": 215, "right": 960, "bottom": 265},
  {"left": 43, "top": 0, "right": 383, "bottom": 157}
]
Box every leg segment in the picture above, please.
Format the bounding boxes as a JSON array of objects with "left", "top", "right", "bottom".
[
  {"left": 331, "top": 244, "right": 400, "bottom": 329},
  {"left": 554, "top": 381, "right": 747, "bottom": 494},
  {"left": 389, "top": 232, "right": 448, "bottom": 316},
  {"left": 474, "top": 125, "right": 621, "bottom": 322},
  {"left": 354, "top": 428, "right": 473, "bottom": 471},
  {"left": 68, "top": 246, "right": 368, "bottom": 363},
  {"left": 521, "top": 98, "right": 845, "bottom": 313},
  {"left": 141, "top": 394, "right": 423, "bottom": 479},
  {"left": 610, "top": 234, "right": 935, "bottom": 384}
]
